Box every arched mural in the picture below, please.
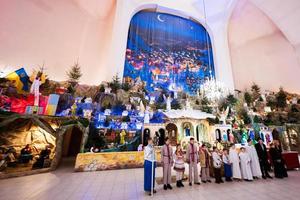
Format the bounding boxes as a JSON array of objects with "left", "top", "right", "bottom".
[{"left": 123, "top": 11, "right": 215, "bottom": 96}]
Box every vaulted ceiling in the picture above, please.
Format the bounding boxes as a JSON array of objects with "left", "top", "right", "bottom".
[{"left": 250, "top": 0, "right": 300, "bottom": 62}]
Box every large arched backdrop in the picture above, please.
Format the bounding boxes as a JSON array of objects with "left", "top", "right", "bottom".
[{"left": 123, "top": 11, "right": 215, "bottom": 95}]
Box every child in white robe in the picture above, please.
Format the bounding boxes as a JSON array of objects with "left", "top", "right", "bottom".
[
  {"left": 229, "top": 144, "right": 242, "bottom": 181},
  {"left": 246, "top": 139, "right": 262, "bottom": 179},
  {"left": 239, "top": 147, "right": 253, "bottom": 181}
]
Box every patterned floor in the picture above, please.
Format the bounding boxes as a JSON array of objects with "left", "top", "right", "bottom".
[{"left": 0, "top": 163, "right": 299, "bottom": 200}]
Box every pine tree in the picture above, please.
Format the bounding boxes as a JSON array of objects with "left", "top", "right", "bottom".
[
  {"left": 226, "top": 94, "right": 237, "bottom": 106},
  {"left": 66, "top": 62, "right": 82, "bottom": 85},
  {"left": 251, "top": 83, "right": 261, "bottom": 101},
  {"left": 109, "top": 74, "right": 121, "bottom": 93},
  {"left": 276, "top": 87, "right": 287, "bottom": 109},
  {"left": 240, "top": 108, "right": 251, "bottom": 125},
  {"left": 244, "top": 91, "right": 252, "bottom": 106},
  {"left": 201, "top": 97, "right": 213, "bottom": 113},
  {"left": 121, "top": 82, "right": 131, "bottom": 92}
]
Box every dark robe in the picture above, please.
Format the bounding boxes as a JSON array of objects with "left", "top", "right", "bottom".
[
  {"left": 269, "top": 147, "right": 288, "bottom": 178},
  {"left": 255, "top": 143, "right": 271, "bottom": 177}
]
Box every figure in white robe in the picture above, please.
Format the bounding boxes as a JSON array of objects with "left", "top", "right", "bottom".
[
  {"left": 30, "top": 77, "right": 41, "bottom": 107},
  {"left": 229, "top": 145, "right": 242, "bottom": 179},
  {"left": 245, "top": 141, "right": 262, "bottom": 178},
  {"left": 166, "top": 96, "right": 172, "bottom": 111},
  {"left": 239, "top": 148, "right": 253, "bottom": 181}
]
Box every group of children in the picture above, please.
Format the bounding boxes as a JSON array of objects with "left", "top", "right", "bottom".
[{"left": 144, "top": 136, "right": 277, "bottom": 195}]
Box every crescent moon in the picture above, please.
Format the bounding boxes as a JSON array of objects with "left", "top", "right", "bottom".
[{"left": 157, "top": 14, "right": 165, "bottom": 22}]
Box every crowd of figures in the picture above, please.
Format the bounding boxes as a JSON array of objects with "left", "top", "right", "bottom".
[
  {"left": 143, "top": 137, "right": 288, "bottom": 195},
  {"left": 0, "top": 144, "right": 52, "bottom": 171}
]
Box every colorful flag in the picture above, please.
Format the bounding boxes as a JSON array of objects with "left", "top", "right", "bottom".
[{"left": 6, "top": 68, "right": 29, "bottom": 92}]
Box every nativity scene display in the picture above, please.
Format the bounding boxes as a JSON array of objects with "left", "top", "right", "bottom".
[{"left": 1, "top": 28, "right": 300, "bottom": 175}]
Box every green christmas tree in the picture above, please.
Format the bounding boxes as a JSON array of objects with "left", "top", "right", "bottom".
[
  {"left": 244, "top": 91, "right": 252, "bottom": 106},
  {"left": 226, "top": 94, "right": 238, "bottom": 106},
  {"left": 251, "top": 83, "right": 261, "bottom": 101},
  {"left": 66, "top": 62, "right": 82, "bottom": 85},
  {"left": 109, "top": 74, "right": 121, "bottom": 93},
  {"left": 276, "top": 87, "right": 287, "bottom": 109}
]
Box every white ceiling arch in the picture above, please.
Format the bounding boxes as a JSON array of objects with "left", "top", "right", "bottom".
[{"left": 250, "top": 0, "right": 300, "bottom": 62}]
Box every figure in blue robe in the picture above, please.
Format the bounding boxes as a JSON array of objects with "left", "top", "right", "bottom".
[{"left": 144, "top": 139, "right": 156, "bottom": 195}]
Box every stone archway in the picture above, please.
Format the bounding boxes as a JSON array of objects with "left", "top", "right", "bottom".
[
  {"left": 166, "top": 123, "right": 178, "bottom": 146},
  {"left": 51, "top": 123, "right": 88, "bottom": 170}
]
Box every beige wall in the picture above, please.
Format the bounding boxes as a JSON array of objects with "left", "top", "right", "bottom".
[
  {"left": 0, "top": 0, "right": 116, "bottom": 85},
  {"left": 228, "top": 0, "right": 300, "bottom": 93}
]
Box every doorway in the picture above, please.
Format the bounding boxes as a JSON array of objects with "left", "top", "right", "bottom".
[
  {"left": 143, "top": 128, "right": 151, "bottom": 146},
  {"left": 158, "top": 128, "right": 166, "bottom": 146},
  {"left": 166, "top": 123, "right": 178, "bottom": 146},
  {"left": 215, "top": 129, "right": 221, "bottom": 142},
  {"left": 62, "top": 127, "right": 83, "bottom": 157}
]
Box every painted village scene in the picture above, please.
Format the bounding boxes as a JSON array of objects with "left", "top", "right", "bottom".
[{"left": 0, "top": 62, "right": 300, "bottom": 177}]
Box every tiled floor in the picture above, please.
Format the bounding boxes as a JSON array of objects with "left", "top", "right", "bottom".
[{"left": 0, "top": 164, "right": 299, "bottom": 200}]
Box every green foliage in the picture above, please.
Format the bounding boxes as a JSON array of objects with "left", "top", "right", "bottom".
[
  {"left": 251, "top": 83, "right": 261, "bottom": 101},
  {"left": 109, "top": 74, "right": 121, "bottom": 93},
  {"left": 40, "top": 79, "right": 60, "bottom": 96},
  {"left": 244, "top": 91, "right": 252, "bottom": 106},
  {"left": 66, "top": 62, "right": 82, "bottom": 84},
  {"left": 276, "top": 87, "right": 287, "bottom": 109},
  {"left": 171, "top": 99, "right": 181, "bottom": 110},
  {"left": 253, "top": 115, "right": 262, "bottom": 123},
  {"left": 67, "top": 84, "right": 76, "bottom": 95},
  {"left": 263, "top": 113, "right": 274, "bottom": 126},
  {"left": 239, "top": 108, "right": 251, "bottom": 125},
  {"left": 99, "top": 84, "right": 105, "bottom": 93},
  {"left": 226, "top": 94, "right": 238, "bottom": 106},
  {"left": 266, "top": 96, "right": 276, "bottom": 110},
  {"left": 263, "top": 112, "right": 288, "bottom": 126},
  {"left": 218, "top": 99, "right": 228, "bottom": 111},
  {"left": 79, "top": 118, "right": 90, "bottom": 127},
  {"left": 201, "top": 97, "right": 212, "bottom": 113},
  {"left": 61, "top": 118, "right": 89, "bottom": 127},
  {"left": 287, "top": 105, "right": 300, "bottom": 123},
  {"left": 122, "top": 82, "right": 131, "bottom": 91}
]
